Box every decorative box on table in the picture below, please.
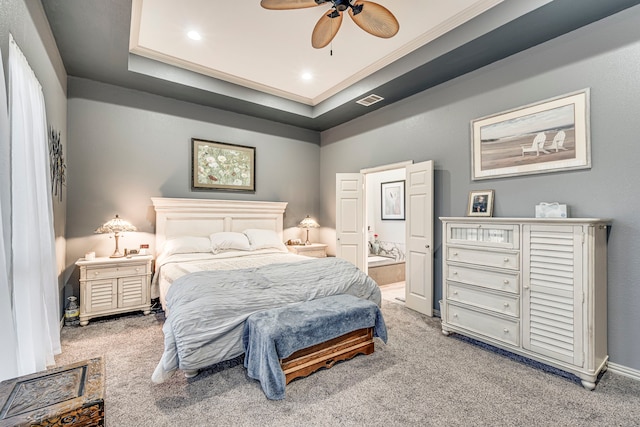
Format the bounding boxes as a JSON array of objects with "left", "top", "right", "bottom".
[{"left": 0, "top": 357, "right": 105, "bottom": 427}]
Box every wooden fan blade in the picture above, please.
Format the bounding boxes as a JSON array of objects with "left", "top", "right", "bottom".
[
  {"left": 312, "top": 11, "right": 343, "bottom": 49},
  {"left": 261, "top": 0, "right": 324, "bottom": 10},
  {"left": 349, "top": 1, "right": 399, "bottom": 39}
]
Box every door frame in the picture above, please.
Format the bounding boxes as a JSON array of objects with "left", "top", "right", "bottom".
[{"left": 360, "top": 161, "right": 413, "bottom": 275}]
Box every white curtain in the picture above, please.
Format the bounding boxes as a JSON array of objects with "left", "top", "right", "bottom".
[
  {"left": 8, "top": 34, "right": 61, "bottom": 375},
  {"left": 0, "top": 44, "right": 19, "bottom": 382}
]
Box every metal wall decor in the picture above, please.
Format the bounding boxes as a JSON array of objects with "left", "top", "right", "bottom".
[{"left": 48, "top": 127, "right": 66, "bottom": 202}]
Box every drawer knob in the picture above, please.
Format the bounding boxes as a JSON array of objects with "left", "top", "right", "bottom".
[
  {"left": 453, "top": 252, "right": 458, "bottom": 256},
  {"left": 453, "top": 314, "right": 458, "bottom": 318},
  {"left": 524, "top": 285, "right": 530, "bottom": 290},
  {"left": 503, "top": 328, "right": 509, "bottom": 334},
  {"left": 452, "top": 271, "right": 458, "bottom": 275},
  {"left": 136, "top": 268, "right": 141, "bottom": 272},
  {"left": 503, "top": 302, "right": 510, "bottom": 307},
  {"left": 503, "top": 279, "right": 509, "bottom": 284},
  {"left": 94, "top": 271, "right": 99, "bottom": 276},
  {"left": 503, "top": 258, "right": 509, "bottom": 262},
  {"left": 453, "top": 291, "right": 458, "bottom": 295}
]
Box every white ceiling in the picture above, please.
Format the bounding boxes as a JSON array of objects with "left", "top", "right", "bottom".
[{"left": 129, "top": 0, "right": 503, "bottom": 106}]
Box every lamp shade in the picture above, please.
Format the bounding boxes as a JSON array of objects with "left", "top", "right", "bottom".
[
  {"left": 95, "top": 214, "right": 136, "bottom": 257},
  {"left": 95, "top": 214, "right": 137, "bottom": 234},
  {"left": 298, "top": 215, "right": 320, "bottom": 229},
  {"left": 298, "top": 215, "right": 319, "bottom": 245}
]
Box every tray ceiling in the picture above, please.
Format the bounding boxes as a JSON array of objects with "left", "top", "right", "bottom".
[{"left": 41, "top": 0, "right": 640, "bottom": 131}]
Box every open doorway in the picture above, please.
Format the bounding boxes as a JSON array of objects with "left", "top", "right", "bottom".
[
  {"left": 336, "top": 160, "right": 433, "bottom": 316},
  {"left": 364, "top": 168, "right": 406, "bottom": 304}
]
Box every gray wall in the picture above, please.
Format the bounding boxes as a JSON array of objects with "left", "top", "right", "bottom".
[
  {"left": 320, "top": 6, "right": 640, "bottom": 371},
  {"left": 65, "top": 78, "right": 321, "bottom": 289},
  {"left": 0, "top": 0, "right": 68, "bottom": 306}
]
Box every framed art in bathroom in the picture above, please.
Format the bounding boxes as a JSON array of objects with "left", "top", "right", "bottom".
[{"left": 381, "top": 180, "right": 405, "bottom": 220}]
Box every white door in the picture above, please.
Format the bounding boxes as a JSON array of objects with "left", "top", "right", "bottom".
[
  {"left": 405, "top": 161, "right": 434, "bottom": 316},
  {"left": 335, "top": 173, "right": 365, "bottom": 270}
]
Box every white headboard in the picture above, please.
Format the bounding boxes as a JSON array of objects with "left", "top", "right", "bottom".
[{"left": 151, "top": 197, "right": 288, "bottom": 257}]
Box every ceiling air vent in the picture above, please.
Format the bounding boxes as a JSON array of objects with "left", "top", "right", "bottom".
[{"left": 356, "top": 94, "right": 384, "bottom": 107}]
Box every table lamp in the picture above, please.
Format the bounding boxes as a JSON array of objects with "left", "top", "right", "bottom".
[
  {"left": 298, "top": 215, "right": 320, "bottom": 246},
  {"left": 95, "top": 214, "right": 137, "bottom": 258}
]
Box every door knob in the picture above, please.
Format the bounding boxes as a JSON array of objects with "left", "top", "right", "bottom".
[{"left": 425, "top": 244, "right": 430, "bottom": 249}]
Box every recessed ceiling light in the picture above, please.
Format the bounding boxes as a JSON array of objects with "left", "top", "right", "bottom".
[
  {"left": 301, "top": 71, "right": 313, "bottom": 81},
  {"left": 187, "top": 30, "right": 202, "bottom": 41}
]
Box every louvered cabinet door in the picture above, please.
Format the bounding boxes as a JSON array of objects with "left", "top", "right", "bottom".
[
  {"left": 85, "top": 278, "right": 119, "bottom": 313},
  {"left": 118, "top": 276, "right": 148, "bottom": 308},
  {"left": 522, "top": 224, "right": 584, "bottom": 366}
]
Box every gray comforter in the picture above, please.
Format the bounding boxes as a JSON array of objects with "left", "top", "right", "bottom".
[{"left": 151, "top": 257, "right": 381, "bottom": 383}]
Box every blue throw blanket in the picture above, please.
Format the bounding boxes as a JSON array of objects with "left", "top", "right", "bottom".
[{"left": 242, "top": 294, "right": 387, "bottom": 400}]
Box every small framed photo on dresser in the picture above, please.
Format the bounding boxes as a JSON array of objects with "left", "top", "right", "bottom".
[{"left": 467, "top": 190, "right": 494, "bottom": 217}]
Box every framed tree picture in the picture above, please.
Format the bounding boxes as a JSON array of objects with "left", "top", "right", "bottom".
[
  {"left": 191, "top": 138, "right": 255, "bottom": 192},
  {"left": 471, "top": 89, "right": 590, "bottom": 180},
  {"left": 381, "top": 180, "right": 405, "bottom": 220}
]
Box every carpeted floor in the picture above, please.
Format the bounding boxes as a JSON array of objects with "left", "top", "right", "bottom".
[{"left": 55, "top": 300, "right": 640, "bottom": 426}]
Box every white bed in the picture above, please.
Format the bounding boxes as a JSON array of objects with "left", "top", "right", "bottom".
[
  {"left": 150, "top": 198, "right": 381, "bottom": 383},
  {"left": 152, "top": 197, "right": 303, "bottom": 307}
]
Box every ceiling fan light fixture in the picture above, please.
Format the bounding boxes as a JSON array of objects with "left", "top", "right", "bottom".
[
  {"left": 262, "top": 0, "right": 399, "bottom": 48},
  {"left": 333, "top": 0, "right": 349, "bottom": 12}
]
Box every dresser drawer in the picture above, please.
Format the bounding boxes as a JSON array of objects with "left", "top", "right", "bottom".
[
  {"left": 84, "top": 266, "right": 119, "bottom": 279},
  {"left": 447, "top": 282, "right": 519, "bottom": 317},
  {"left": 446, "top": 303, "right": 519, "bottom": 347},
  {"left": 446, "top": 223, "right": 519, "bottom": 249},
  {"left": 114, "top": 263, "right": 149, "bottom": 276},
  {"left": 84, "top": 263, "right": 148, "bottom": 279},
  {"left": 446, "top": 264, "right": 519, "bottom": 294},
  {"left": 447, "top": 246, "right": 519, "bottom": 270}
]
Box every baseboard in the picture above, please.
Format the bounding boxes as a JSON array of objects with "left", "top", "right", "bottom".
[{"left": 608, "top": 362, "right": 640, "bottom": 382}]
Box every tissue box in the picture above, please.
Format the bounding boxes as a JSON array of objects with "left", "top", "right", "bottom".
[{"left": 535, "top": 202, "right": 569, "bottom": 218}]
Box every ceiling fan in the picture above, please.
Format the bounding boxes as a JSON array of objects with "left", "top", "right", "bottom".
[{"left": 260, "top": 0, "right": 400, "bottom": 49}]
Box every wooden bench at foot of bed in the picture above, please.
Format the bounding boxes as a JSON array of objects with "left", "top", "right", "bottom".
[
  {"left": 242, "top": 294, "right": 387, "bottom": 400},
  {"left": 281, "top": 327, "right": 374, "bottom": 384}
]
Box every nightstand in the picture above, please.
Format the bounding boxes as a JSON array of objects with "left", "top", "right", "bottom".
[
  {"left": 75, "top": 255, "right": 153, "bottom": 326},
  {"left": 287, "top": 243, "right": 327, "bottom": 258}
]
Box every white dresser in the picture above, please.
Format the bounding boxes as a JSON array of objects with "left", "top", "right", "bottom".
[
  {"left": 75, "top": 255, "right": 153, "bottom": 326},
  {"left": 440, "top": 217, "right": 609, "bottom": 389}
]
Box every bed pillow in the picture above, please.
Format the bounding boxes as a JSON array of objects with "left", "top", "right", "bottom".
[
  {"left": 161, "top": 236, "right": 211, "bottom": 256},
  {"left": 243, "top": 229, "right": 287, "bottom": 252},
  {"left": 210, "top": 232, "right": 251, "bottom": 254}
]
